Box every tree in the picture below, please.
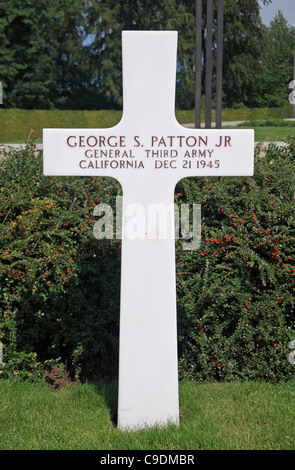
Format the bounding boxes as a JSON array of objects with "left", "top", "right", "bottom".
[
  {"left": 0, "top": 0, "right": 86, "bottom": 109},
  {"left": 0, "top": 0, "right": 52, "bottom": 108},
  {"left": 85, "top": 0, "right": 196, "bottom": 109},
  {"left": 221, "top": 0, "right": 266, "bottom": 108},
  {"left": 85, "top": 0, "right": 269, "bottom": 110},
  {"left": 260, "top": 11, "right": 295, "bottom": 107},
  {"left": 0, "top": 0, "right": 279, "bottom": 110}
]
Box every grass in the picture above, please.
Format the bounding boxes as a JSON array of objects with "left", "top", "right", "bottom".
[
  {"left": 223, "top": 126, "right": 294, "bottom": 142},
  {"left": 250, "top": 126, "right": 294, "bottom": 142},
  {"left": 1, "top": 379, "right": 295, "bottom": 450},
  {"left": 233, "top": 119, "right": 295, "bottom": 142}
]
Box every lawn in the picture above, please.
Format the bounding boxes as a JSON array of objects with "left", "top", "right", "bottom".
[
  {"left": 251, "top": 126, "right": 294, "bottom": 142},
  {"left": 224, "top": 119, "right": 295, "bottom": 141},
  {"left": 1, "top": 379, "right": 294, "bottom": 450}
]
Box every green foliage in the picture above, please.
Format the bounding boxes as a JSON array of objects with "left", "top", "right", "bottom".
[
  {"left": 0, "top": 348, "right": 63, "bottom": 383},
  {"left": 175, "top": 137, "right": 295, "bottom": 382},
  {"left": 261, "top": 11, "right": 295, "bottom": 108},
  {"left": 0, "top": 139, "right": 294, "bottom": 383},
  {"left": 0, "top": 143, "right": 122, "bottom": 380},
  {"left": 222, "top": 0, "right": 266, "bottom": 108},
  {"left": 87, "top": 0, "right": 196, "bottom": 109},
  {"left": 0, "top": 0, "right": 87, "bottom": 109},
  {"left": 0, "top": 1, "right": 292, "bottom": 110}
]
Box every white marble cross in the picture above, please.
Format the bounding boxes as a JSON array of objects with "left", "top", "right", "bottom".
[{"left": 43, "top": 31, "right": 254, "bottom": 431}]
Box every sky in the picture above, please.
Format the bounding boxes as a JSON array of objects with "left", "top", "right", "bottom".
[{"left": 259, "top": 0, "right": 295, "bottom": 27}]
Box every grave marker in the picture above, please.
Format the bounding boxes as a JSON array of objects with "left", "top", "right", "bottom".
[{"left": 43, "top": 31, "right": 254, "bottom": 431}]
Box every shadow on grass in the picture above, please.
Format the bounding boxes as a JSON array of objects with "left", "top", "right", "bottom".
[{"left": 94, "top": 380, "right": 119, "bottom": 426}]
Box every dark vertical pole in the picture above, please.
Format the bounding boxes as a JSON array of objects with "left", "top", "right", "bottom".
[
  {"left": 195, "top": 0, "right": 202, "bottom": 129},
  {"left": 205, "top": 0, "right": 213, "bottom": 129},
  {"left": 216, "top": 0, "right": 224, "bottom": 129}
]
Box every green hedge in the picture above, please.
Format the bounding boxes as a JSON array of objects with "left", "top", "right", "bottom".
[
  {"left": 176, "top": 107, "right": 293, "bottom": 125},
  {"left": 0, "top": 109, "right": 123, "bottom": 143},
  {"left": 0, "top": 139, "right": 294, "bottom": 382},
  {"left": 175, "top": 139, "right": 295, "bottom": 382},
  {"left": 0, "top": 107, "right": 293, "bottom": 142}
]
